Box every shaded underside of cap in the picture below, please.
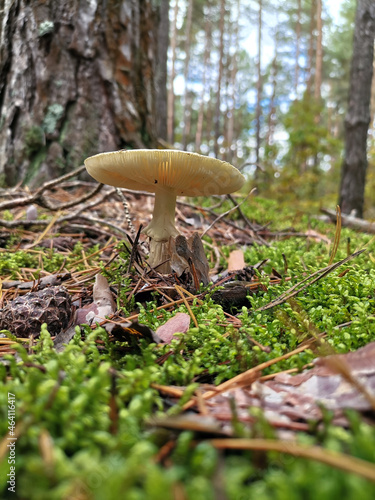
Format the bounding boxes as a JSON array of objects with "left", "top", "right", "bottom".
[{"left": 84, "top": 149, "right": 245, "bottom": 196}]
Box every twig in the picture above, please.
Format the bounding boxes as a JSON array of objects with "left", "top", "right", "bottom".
[
  {"left": 321, "top": 207, "right": 375, "bottom": 234},
  {"left": 209, "top": 438, "right": 375, "bottom": 484},
  {"left": 0, "top": 166, "right": 86, "bottom": 211},
  {"left": 201, "top": 190, "right": 254, "bottom": 238}
]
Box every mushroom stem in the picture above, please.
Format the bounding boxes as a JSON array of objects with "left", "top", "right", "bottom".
[{"left": 143, "top": 187, "right": 180, "bottom": 272}]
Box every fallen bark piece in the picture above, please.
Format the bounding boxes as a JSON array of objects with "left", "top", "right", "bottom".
[
  {"left": 167, "top": 342, "right": 375, "bottom": 435},
  {"left": 171, "top": 232, "right": 210, "bottom": 289},
  {"left": 155, "top": 312, "right": 191, "bottom": 344}
]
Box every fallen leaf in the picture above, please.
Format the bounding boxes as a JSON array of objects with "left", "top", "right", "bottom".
[
  {"left": 227, "top": 249, "right": 245, "bottom": 271},
  {"left": 75, "top": 274, "right": 116, "bottom": 325},
  {"left": 155, "top": 312, "right": 191, "bottom": 344}
]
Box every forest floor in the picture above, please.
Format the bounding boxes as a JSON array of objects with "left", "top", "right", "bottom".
[{"left": 0, "top": 170, "right": 375, "bottom": 499}]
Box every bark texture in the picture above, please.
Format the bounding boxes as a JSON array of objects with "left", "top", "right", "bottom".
[
  {"left": 0, "top": 0, "right": 157, "bottom": 186},
  {"left": 339, "top": 0, "right": 375, "bottom": 217}
]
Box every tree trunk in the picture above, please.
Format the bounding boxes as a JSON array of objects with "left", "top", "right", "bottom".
[
  {"left": 195, "top": 6, "right": 212, "bottom": 153},
  {"left": 214, "top": 0, "right": 226, "bottom": 158},
  {"left": 266, "top": 31, "right": 278, "bottom": 149},
  {"left": 254, "top": 0, "right": 263, "bottom": 180},
  {"left": 167, "top": 0, "right": 179, "bottom": 145},
  {"left": 155, "top": 0, "right": 170, "bottom": 141},
  {"left": 0, "top": 0, "right": 157, "bottom": 187},
  {"left": 295, "top": 0, "right": 301, "bottom": 95},
  {"left": 182, "top": 0, "right": 194, "bottom": 150},
  {"left": 339, "top": 0, "right": 375, "bottom": 217},
  {"left": 314, "top": 0, "right": 323, "bottom": 100},
  {"left": 226, "top": 0, "right": 240, "bottom": 164},
  {"left": 306, "top": 0, "right": 316, "bottom": 94}
]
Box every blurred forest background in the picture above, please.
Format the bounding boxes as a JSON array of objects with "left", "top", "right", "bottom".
[{"left": 1, "top": 0, "right": 375, "bottom": 214}]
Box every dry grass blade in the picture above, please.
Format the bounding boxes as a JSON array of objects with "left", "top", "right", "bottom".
[
  {"left": 328, "top": 205, "right": 342, "bottom": 265},
  {"left": 174, "top": 285, "right": 198, "bottom": 328},
  {"left": 209, "top": 438, "right": 375, "bottom": 484}
]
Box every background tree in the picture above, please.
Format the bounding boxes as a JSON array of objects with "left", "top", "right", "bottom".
[
  {"left": 339, "top": 0, "right": 375, "bottom": 217},
  {"left": 155, "top": 0, "right": 170, "bottom": 141},
  {"left": 0, "top": 0, "right": 157, "bottom": 186}
]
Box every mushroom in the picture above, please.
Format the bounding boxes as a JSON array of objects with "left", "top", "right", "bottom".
[{"left": 84, "top": 149, "right": 245, "bottom": 273}]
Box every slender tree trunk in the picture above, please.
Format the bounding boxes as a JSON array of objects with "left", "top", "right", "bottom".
[
  {"left": 155, "top": 0, "right": 170, "bottom": 141},
  {"left": 339, "top": 0, "right": 375, "bottom": 217},
  {"left": 306, "top": 0, "right": 316, "bottom": 94},
  {"left": 182, "top": 0, "right": 194, "bottom": 150},
  {"left": 370, "top": 58, "right": 375, "bottom": 134},
  {"left": 314, "top": 0, "right": 323, "bottom": 100},
  {"left": 0, "top": 0, "right": 156, "bottom": 186},
  {"left": 214, "top": 0, "right": 226, "bottom": 158},
  {"left": 167, "top": 0, "right": 179, "bottom": 144},
  {"left": 196, "top": 6, "right": 212, "bottom": 153},
  {"left": 295, "top": 0, "right": 301, "bottom": 95},
  {"left": 226, "top": 0, "right": 240, "bottom": 164},
  {"left": 266, "top": 31, "right": 279, "bottom": 148},
  {"left": 255, "top": 0, "right": 263, "bottom": 179}
]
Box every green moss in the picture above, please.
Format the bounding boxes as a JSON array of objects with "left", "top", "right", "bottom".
[
  {"left": 1, "top": 200, "right": 375, "bottom": 497},
  {"left": 24, "top": 126, "right": 45, "bottom": 157}
]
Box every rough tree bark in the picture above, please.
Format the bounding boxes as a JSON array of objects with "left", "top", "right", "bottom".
[
  {"left": 155, "top": 0, "right": 170, "bottom": 141},
  {"left": 339, "top": 0, "right": 375, "bottom": 217},
  {"left": 0, "top": 0, "right": 157, "bottom": 187}
]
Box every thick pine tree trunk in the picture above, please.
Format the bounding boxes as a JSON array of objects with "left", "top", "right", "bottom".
[
  {"left": 0, "top": 0, "right": 156, "bottom": 186},
  {"left": 339, "top": 0, "right": 375, "bottom": 217}
]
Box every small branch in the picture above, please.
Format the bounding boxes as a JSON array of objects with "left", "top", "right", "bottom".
[
  {"left": 209, "top": 438, "right": 375, "bottom": 484},
  {"left": 321, "top": 208, "right": 375, "bottom": 233},
  {"left": 0, "top": 165, "right": 86, "bottom": 211}
]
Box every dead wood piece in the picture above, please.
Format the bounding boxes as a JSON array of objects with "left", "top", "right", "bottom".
[
  {"left": 171, "top": 233, "right": 210, "bottom": 289},
  {"left": 1, "top": 273, "right": 71, "bottom": 290},
  {"left": 321, "top": 208, "right": 375, "bottom": 233}
]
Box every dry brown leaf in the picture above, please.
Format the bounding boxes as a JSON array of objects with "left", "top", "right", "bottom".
[
  {"left": 227, "top": 249, "right": 245, "bottom": 271},
  {"left": 75, "top": 274, "right": 116, "bottom": 325},
  {"left": 155, "top": 312, "right": 191, "bottom": 344}
]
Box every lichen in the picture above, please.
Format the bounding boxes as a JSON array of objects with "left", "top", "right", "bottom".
[
  {"left": 42, "top": 104, "right": 64, "bottom": 135},
  {"left": 38, "top": 21, "right": 54, "bottom": 37}
]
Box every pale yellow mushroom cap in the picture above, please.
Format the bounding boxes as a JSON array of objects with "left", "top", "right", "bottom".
[{"left": 84, "top": 149, "right": 245, "bottom": 196}]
